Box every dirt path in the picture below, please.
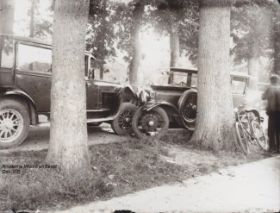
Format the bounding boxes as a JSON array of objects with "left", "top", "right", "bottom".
[
  {"left": 0, "top": 124, "right": 129, "bottom": 154},
  {"left": 0, "top": 123, "right": 188, "bottom": 154},
  {"left": 52, "top": 155, "right": 280, "bottom": 213}
]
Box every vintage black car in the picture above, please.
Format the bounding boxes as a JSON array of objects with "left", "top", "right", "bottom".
[
  {"left": 132, "top": 68, "right": 197, "bottom": 139},
  {"left": 0, "top": 35, "right": 137, "bottom": 148}
]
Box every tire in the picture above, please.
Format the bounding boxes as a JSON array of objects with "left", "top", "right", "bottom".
[
  {"left": 251, "top": 119, "right": 269, "bottom": 151},
  {"left": 178, "top": 89, "right": 197, "bottom": 131},
  {"left": 0, "top": 99, "right": 30, "bottom": 149},
  {"left": 132, "top": 106, "right": 169, "bottom": 139},
  {"left": 111, "top": 103, "right": 137, "bottom": 135},
  {"left": 235, "top": 122, "right": 249, "bottom": 155}
]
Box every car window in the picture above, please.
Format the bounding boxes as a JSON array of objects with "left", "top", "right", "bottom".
[
  {"left": 191, "top": 73, "right": 198, "bottom": 87},
  {"left": 17, "top": 43, "right": 52, "bottom": 73},
  {"left": 1, "top": 38, "right": 14, "bottom": 68},
  {"left": 173, "top": 72, "right": 188, "bottom": 86}
]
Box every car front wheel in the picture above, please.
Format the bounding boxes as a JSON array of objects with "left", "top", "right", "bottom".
[
  {"left": 132, "top": 106, "right": 169, "bottom": 139},
  {"left": 111, "top": 103, "right": 137, "bottom": 135},
  {"left": 0, "top": 99, "right": 30, "bottom": 149}
]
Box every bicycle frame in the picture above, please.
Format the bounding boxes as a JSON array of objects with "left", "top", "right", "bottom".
[{"left": 235, "top": 109, "right": 268, "bottom": 154}]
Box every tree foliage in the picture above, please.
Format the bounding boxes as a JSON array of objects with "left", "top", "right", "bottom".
[{"left": 231, "top": 0, "right": 275, "bottom": 64}]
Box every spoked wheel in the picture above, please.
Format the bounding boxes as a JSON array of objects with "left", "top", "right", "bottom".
[
  {"left": 0, "top": 99, "right": 30, "bottom": 149},
  {"left": 251, "top": 119, "right": 269, "bottom": 151},
  {"left": 178, "top": 90, "right": 197, "bottom": 131},
  {"left": 111, "top": 103, "right": 137, "bottom": 135},
  {"left": 132, "top": 106, "right": 169, "bottom": 139},
  {"left": 235, "top": 122, "right": 249, "bottom": 155}
]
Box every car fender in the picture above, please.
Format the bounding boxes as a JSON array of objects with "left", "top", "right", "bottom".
[
  {"left": 143, "top": 101, "right": 178, "bottom": 115},
  {"left": 1, "top": 88, "right": 38, "bottom": 125},
  {"left": 178, "top": 88, "right": 198, "bottom": 110},
  {"left": 118, "top": 85, "right": 138, "bottom": 103}
]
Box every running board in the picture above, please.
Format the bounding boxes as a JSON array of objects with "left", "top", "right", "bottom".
[
  {"left": 87, "top": 116, "right": 116, "bottom": 123},
  {"left": 32, "top": 116, "right": 117, "bottom": 127}
]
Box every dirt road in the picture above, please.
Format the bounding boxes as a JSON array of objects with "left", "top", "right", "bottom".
[
  {"left": 0, "top": 124, "right": 130, "bottom": 153},
  {"left": 0, "top": 123, "right": 188, "bottom": 154}
]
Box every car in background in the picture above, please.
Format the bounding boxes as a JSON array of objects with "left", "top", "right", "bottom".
[
  {"left": 0, "top": 35, "right": 137, "bottom": 148},
  {"left": 132, "top": 68, "right": 198, "bottom": 139}
]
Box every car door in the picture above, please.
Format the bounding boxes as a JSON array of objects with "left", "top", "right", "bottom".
[
  {"left": 85, "top": 55, "right": 100, "bottom": 111},
  {"left": 14, "top": 42, "right": 52, "bottom": 113}
]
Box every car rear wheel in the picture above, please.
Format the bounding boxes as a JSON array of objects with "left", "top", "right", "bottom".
[
  {"left": 178, "top": 89, "right": 197, "bottom": 131},
  {"left": 111, "top": 103, "right": 137, "bottom": 135},
  {"left": 0, "top": 99, "right": 30, "bottom": 149}
]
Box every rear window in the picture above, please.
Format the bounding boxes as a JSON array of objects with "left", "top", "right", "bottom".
[{"left": 17, "top": 43, "right": 52, "bottom": 73}]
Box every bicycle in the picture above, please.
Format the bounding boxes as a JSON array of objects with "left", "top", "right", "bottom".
[{"left": 235, "top": 109, "right": 269, "bottom": 155}]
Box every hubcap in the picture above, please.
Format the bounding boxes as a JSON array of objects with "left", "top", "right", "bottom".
[
  {"left": 140, "top": 113, "right": 160, "bottom": 134},
  {"left": 148, "top": 120, "right": 155, "bottom": 126},
  {"left": 0, "top": 109, "right": 24, "bottom": 144}
]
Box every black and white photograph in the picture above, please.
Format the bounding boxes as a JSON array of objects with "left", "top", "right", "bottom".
[{"left": 0, "top": 0, "right": 280, "bottom": 212}]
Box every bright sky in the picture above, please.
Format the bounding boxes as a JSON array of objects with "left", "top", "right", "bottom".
[{"left": 14, "top": 0, "right": 53, "bottom": 37}]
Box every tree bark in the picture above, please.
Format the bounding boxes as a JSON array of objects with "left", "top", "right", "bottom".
[
  {"left": 247, "top": 6, "right": 273, "bottom": 90},
  {"left": 129, "top": 2, "right": 144, "bottom": 87},
  {"left": 46, "top": 0, "right": 91, "bottom": 180},
  {"left": 191, "top": 0, "right": 236, "bottom": 151},
  {"left": 0, "top": 0, "right": 14, "bottom": 35},
  {"left": 168, "top": 21, "right": 180, "bottom": 84},
  {"left": 29, "top": 0, "right": 35, "bottom": 37},
  {"left": 273, "top": 10, "right": 280, "bottom": 75}
]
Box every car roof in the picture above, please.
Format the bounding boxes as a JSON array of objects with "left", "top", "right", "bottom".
[
  {"left": 170, "top": 67, "right": 250, "bottom": 80},
  {"left": 1, "top": 34, "right": 52, "bottom": 46},
  {"left": 230, "top": 72, "right": 250, "bottom": 80},
  {"left": 0, "top": 34, "right": 92, "bottom": 56},
  {"left": 170, "top": 67, "right": 197, "bottom": 74}
]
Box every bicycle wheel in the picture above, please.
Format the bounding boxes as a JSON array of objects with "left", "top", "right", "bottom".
[
  {"left": 251, "top": 120, "right": 269, "bottom": 151},
  {"left": 235, "top": 122, "right": 249, "bottom": 155}
]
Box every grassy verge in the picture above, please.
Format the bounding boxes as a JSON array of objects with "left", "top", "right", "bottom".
[{"left": 0, "top": 137, "right": 265, "bottom": 212}]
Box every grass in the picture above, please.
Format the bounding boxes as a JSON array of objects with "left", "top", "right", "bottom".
[{"left": 0, "top": 136, "right": 266, "bottom": 212}]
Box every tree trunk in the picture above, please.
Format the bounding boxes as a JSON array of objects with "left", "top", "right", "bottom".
[
  {"left": 191, "top": 0, "right": 235, "bottom": 151},
  {"left": 29, "top": 0, "right": 35, "bottom": 37},
  {"left": 247, "top": 47, "right": 259, "bottom": 91},
  {"left": 46, "top": 0, "right": 91, "bottom": 180},
  {"left": 0, "top": 0, "right": 14, "bottom": 34},
  {"left": 129, "top": 2, "right": 144, "bottom": 87},
  {"left": 273, "top": 11, "right": 280, "bottom": 75},
  {"left": 248, "top": 6, "right": 273, "bottom": 90},
  {"left": 168, "top": 21, "right": 180, "bottom": 84}
]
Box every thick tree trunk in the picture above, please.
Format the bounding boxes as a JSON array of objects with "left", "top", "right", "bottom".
[
  {"left": 168, "top": 21, "right": 180, "bottom": 84},
  {"left": 129, "top": 2, "right": 144, "bottom": 87},
  {"left": 247, "top": 50, "right": 259, "bottom": 91},
  {"left": 191, "top": 0, "right": 235, "bottom": 151},
  {"left": 0, "top": 0, "right": 14, "bottom": 34},
  {"left": 248, "top": 7, "right": 273, "bottom": 90},
  {"left": 29, "top": 0, "right": 35, "bottom": 37},
  {"left": 273, "top": 11, "right": 280, "bottom": 75},
  {"left": 46, "top": 0, "right": 91, "bottom": 180}
]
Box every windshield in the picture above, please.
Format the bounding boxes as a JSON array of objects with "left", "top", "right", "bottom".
[
  {"left": 231, "top": 79, "right": 247, "bottom": 95},
  {"left": 170, "top": 71, "right": 198, "bottom": 87}
]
